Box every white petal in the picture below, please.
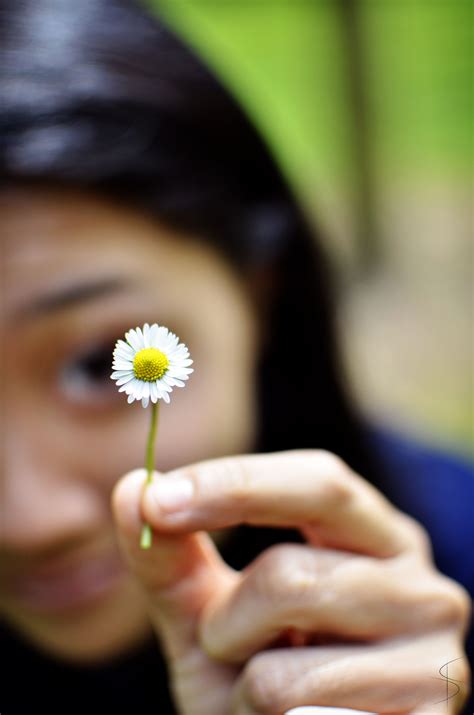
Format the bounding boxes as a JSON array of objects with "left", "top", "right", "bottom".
[
  {"left": 112, "top": 359, "right": 134, "bottom": 370},
  {"left": 113, "top": 353, "right": 134, "bottom": 365},
  {"left": 170, "top": 358, "right": 193, "bottom": 368},
  {"left": 136, "top": 327, "right": 146, "bottom": 349},
  {"left": 110, "top": 370, "right": 133, "bottom": 380},
  {"left": 168, "top": 345, "right": 189, "bottom": 357},
  {"left": 115, "top": 374, "right": 135, "bottom": 386},
  {"left": 142, "top": 396, "right": 149, "bottom": 408},
  {"left": 162, "top": 390, "right": 170, "bottom": 404},
  {"left": 125, "top": 329, "right": 139, "bottom": 350},
  {"left": 167, "top": 367, "right": 193, "bottom": 378},
  {"left": 114, "top": 344, "right": 135, "bottom": 359},
  {"left": 115, "top": 339, "right": 134, "bottom": 355},
  {"left": 112, "top": 357, "right": 133, "bottom": 367},
  {"left": 166, "top": 334, "right": 179, "bottom": 349},
  {"left": 163, "top": 375, "right": 185, "bottom": 387},
  {"left": 154, "top": 326, "right": 171, "bottom": 350},
  {"left": 120, "top": 378, "right": 141, "bottom": 395},
  {"left": 126, "top": 329, "right": 143, "bottom": 351},
  {"left": 127, "top": 393, "right": 135, "bottom": 404},
  {"left": 156, "top": 379, "right": 172, "bottom": 392},
  {"left": 169, "top": 355, "right": 189, "bottom": 365},
  {"left": 149, "top": 324, "right": 159, "bottom": 344},
  {"left": 143, "top": 323, "right": 151, "bottom": 347},
  {"left": 112, "top": 361, "right": 133, "bottom": 370}
]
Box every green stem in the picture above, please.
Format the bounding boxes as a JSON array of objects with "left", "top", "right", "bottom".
[{"left": 140, "top": 400, "right": 160, "bottom": 549}]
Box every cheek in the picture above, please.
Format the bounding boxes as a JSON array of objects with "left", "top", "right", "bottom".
[
  {"left": 57, "top": 307, "right": 259, "bottom": 480},
  {"left": 154, "top": 362, "right": 257, "bottom": 471},
  {"left": 66, "top": 410, "right": 150, "bottom": 493},
  {"left": 153, "top": 305, "right": 259, "bottom": 468},
  {"left": 91, "top": 370, "right": 256, "bottom": 479},
  {"left": 44, "top": 376, "right": 252, "bottom": 492}
]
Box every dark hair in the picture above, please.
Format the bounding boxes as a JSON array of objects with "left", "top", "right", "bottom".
[{"left": 0, "top": 0, "right": 381, "bottom": 484}]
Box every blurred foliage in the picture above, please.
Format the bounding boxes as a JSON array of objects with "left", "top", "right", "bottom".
[
  {"left": 152, "top": 0, "right": 473, "bottom": 205},
  {"left": 153, "top": 0, "right": 348, "bottom": 206},
  {"left": 148, "top": 0, "right": 473, "bottom": 456}
]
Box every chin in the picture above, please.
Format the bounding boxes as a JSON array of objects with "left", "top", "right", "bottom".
[{"left": 4, "top": 576, "right": 152, "bottom": 665}]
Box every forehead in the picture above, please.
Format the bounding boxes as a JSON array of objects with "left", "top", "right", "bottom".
[
  {"left": 3, "top": 186, "right": 174, "bottom": 273},
  {"left": 2, "top": 186, "right": 214, "bottom": 313},
  {"left": 1, "top": 185, "right": 253, "bottom": 335}
]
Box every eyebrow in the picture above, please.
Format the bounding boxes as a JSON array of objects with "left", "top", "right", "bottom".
[{"left": 15, "top": 277, "right": 130, "bottom": 319}]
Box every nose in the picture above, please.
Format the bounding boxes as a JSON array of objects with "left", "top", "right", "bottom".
[{"left": 1, "top": 438, "right": 104, "bottom": 553}]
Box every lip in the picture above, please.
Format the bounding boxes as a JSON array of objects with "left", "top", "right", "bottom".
[{"left": 9, "top": 552, "right": 126, "bottom": 614}]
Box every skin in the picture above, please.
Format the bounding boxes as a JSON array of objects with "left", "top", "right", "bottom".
[
  {"left": 1, "top": 186, "right": 260, "bottom": 660},
  {"left": 1, "top": 186, "right": 471, "bottom": 713}
]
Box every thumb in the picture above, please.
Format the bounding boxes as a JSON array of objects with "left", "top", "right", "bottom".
[{"left": 111, "top": 469, "right": 236, "bottom": 662}]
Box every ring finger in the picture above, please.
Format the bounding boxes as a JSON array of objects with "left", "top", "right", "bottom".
[{"left": 230, "top": 631, "right": 469, "bottom": 715}]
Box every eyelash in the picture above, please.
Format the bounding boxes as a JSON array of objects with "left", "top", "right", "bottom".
[{"left": 58, "top": 343, "right": 117, "bottom": 405}]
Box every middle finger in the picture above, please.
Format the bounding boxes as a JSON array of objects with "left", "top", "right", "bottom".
[{"left": 199, "top": 544, "right": 460, "bottom": 663}]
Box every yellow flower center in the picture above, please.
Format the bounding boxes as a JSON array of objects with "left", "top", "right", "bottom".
[{"left": 133, "top": 347, "right": 169, "bottom": 382}]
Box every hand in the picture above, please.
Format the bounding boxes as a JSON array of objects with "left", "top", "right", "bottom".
[{"left": 112, "top": 450, "right": 471, "bottom": 714}]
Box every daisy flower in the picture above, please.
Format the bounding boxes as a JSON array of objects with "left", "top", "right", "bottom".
[
  {"left": 111, "top": 323, "right": 193, "bottom": 549},
  {"left": 111, "top": 323, "right": 193, "bottom": 408}
]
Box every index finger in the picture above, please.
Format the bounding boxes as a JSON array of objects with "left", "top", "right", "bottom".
[{"left": 142, "top": 450, "right": 428, "bottom": 558}]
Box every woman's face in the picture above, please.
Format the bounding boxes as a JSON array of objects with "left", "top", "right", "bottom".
[{"left": 0, "top": 186, "right": 261, "bottom": 662}]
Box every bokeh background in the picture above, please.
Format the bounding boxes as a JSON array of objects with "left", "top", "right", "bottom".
[{"left": 152, "top": 0, "right": 473, "bottom": 457}]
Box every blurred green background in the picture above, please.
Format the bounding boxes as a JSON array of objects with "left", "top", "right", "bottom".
[{"left": 152, "top": 0, "right": 473, "bottom": 457}]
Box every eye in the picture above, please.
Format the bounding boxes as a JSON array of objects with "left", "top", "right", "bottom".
[{"left": 58, "top": 343, "right": 117, "bottom": 405}]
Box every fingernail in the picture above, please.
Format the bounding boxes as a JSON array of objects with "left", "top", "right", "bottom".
[
  {"left": 284, "top": 709, "right": 377, "bottom": 715},
  {"left": 147, "top": 477, "right": 194, "bottom": 513}
]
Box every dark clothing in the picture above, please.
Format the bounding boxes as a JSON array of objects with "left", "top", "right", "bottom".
[{"left": 2, "top": 427, "right": 473, "bottom": 714}]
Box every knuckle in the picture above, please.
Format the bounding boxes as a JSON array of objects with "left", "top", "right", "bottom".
[
  {"left": 313, "top": 449, "right": 347, "bottom": 477},
  {"left": 219, "top": 456, "right": 254, "bottom": 504},
  {"left": 431, "top": 579, "right": 472, "bottom": 629},
  {"left": 252, "top": 544, "right": 318, "bottom": 608},
  {"left": 294, "top": 447, "right": 348, "bottom": 474},
  {"left": 313, "top": 451, "right": 355, "bottom": 508},
  {"left": 399, "top": 513, "right": 433, "bottom": 556},
  {"left": 321, "top": 473, "right": 353, "bottom": 511}
]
